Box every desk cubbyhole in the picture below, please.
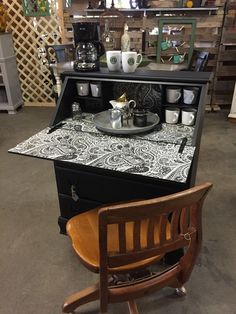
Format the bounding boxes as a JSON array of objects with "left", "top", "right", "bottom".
[{"left": 163, "top": 85, "right": 201, "bottom": 108}]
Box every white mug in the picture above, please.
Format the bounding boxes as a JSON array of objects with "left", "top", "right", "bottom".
[
  {"left": 90, "top": 82, "right": 101, "bottom": 97},
  {"left": 166, "top": 87, "right": 181, "bottom": 104},
  {"left": 122, "top": 51, "right": 142, "bottom": 73},
  {"left": 76, "top": 82, "right": 89, "bottom": 96},
  {"left": 181, "top": 108, "right": 197, "bottom": 126},
  {"left": 165, "top": 107, "right": 180, "bottom": 124},
  {"left": 106, "top": 50, "right": 121, "bottom": 72},
  {"left": 183, "top": 87, "right": 199, "bottom": 105}
]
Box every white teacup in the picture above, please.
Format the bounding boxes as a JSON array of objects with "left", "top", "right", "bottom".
[
  {"left": 76, "top": 81, "right": 89, "bottom": 96},
  {"left": 90, "top": 82, "right": 101, "bottom": 97},
  {"left": 181, "top": 108, "right": 197, "bottom": 126},
  {"left": 106, "top": 50, "right": 121, "bottom": 72},
  {"left": 122, "top": 51, "right": 142, "bottom": 73},
  {"left": 165, "top": 107, "right": 180, "bottom": 124}
]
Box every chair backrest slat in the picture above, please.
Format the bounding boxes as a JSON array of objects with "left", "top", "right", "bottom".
[
  {"left": 133, "top": 221, "right": 141, "bottom": 250},
  {"left": 180, "top": 207, "right": 189, "bottom": 234},
  {"left": 170, "top": 208, "right": 181, "bottom": 240},
  {"left": 159, "top": 214, "right": 168, "bottom": 245},
  {"left": 147, "top": 218, "right": 155, "bottom": 248},
  {"left": 118, "top": 223, "right": 126, "bottom": 253}
]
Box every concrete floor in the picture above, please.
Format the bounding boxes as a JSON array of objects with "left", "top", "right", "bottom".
[{"left": 0, "top": 107, "right": 236, "bottom": 314}]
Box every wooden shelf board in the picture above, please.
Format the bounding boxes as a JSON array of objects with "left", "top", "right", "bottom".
[{"left": 85, "top": 7, "right": 219, "bottom": 13}]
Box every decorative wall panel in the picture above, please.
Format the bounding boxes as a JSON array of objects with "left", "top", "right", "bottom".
[{"left": 3, "top": 0, "right": 61, "bottom": 106}]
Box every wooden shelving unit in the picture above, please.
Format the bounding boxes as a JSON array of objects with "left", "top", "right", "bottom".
[
  {"left": 61, "top": 1, "right": 226, "bottom": 108},
  {"left": 85, "top": 7, "right": 219, "bottom": 15},
  {"left": 211, "top": 0, "right": 236, "bottom": 109}
]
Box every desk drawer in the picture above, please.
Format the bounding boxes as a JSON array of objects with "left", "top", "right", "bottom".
[
  {"left": 55, "top": 165, "right": 181, "bottom": 204},
  {"left": 58, "top": 194, "right": 102, "bottom": 219}
]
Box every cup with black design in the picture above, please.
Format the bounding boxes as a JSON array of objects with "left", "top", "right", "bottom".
[
  {"left": 165, "top": 107, "right": 180, "bottom": 124},
  {"left": 166, "top": 86, "right": 181, "bottom": 104},
  {"left": 122, "top": 51, "right": 142, "bottom": 73},
  {"left": 106, "top": 50, "right": 121, "bottom": 72}
]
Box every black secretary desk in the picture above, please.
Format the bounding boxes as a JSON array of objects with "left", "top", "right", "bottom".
[
  {"left": 52, "top": 69, "right": 211, "bottom": 234},
  {"left": 9, "top": 69, "right": 212, "bottom": 235}
]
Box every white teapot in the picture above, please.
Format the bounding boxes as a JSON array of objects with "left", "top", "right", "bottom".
[{"left": 109, "top": 99, "right": 136, "bottom": 111}]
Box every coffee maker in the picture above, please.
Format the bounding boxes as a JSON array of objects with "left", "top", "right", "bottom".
[{"left": 73, "top": 22, "right": 105, "bottom": 72}]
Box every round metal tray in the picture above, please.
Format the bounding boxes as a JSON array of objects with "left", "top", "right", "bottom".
[{"left": 93, "top": 111, "right": 161, "bottom": 135}]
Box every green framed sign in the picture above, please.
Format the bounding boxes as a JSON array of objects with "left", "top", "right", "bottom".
[
  {"left": 156, "top": 18, "right": 196, "bottom": 68},
  {"left": 22, "top": 0, "right": 50, "bottom": 17}
]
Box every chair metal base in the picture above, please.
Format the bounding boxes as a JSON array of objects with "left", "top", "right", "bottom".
[{"left": 175, "top": 286, "right": 187, "bottom": 296}]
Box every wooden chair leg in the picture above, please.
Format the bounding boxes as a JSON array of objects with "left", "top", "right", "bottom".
[
  {"left": 127, "top": 300, "right": 139, "bottom": 314},
  {"left": 62, "top": 283, "right": 99, "bottom": 313}
]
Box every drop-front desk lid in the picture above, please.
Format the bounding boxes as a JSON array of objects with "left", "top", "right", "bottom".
[{"left": 9, "top": 114, "right": 195, "bottom": 184}]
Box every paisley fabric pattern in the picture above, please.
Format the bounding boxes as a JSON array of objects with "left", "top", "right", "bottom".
[
  {"left": 113, "top": 82, "right": 162, "bottom": 115},
  {"left": 9, "top": 114, "right": 195, "bottom": 183},
  {"left": 64, "top": 114, "right": 194, "bottom": 145}
]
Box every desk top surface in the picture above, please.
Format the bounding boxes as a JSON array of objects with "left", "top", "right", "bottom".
[
  {"left": 9, "top": 114, "right": 195, "bottom": 183},
  {"left": 51, "top": 62, "right": 188, "bottom": 75},
  {"left": 62, "top": 68, "right": 212, "bottom": 84}
]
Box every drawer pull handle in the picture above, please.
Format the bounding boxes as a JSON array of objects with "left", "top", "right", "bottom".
[{"left": 71, "top": 185, "right": 79, "bottom": 202}]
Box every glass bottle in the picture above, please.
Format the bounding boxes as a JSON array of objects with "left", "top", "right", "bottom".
[
  {"left": 72, "top": 102, "right": 82, "bottom": 120},
  {"left": 102, "top": 19, "right": 114, "bottom": 51},
  {"left": 121, "top": 23, "right": 130, "bottom": 52}
]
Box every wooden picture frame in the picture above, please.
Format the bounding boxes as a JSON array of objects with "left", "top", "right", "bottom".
[
  {"left": 156, "top": 18, "right": 196, "bottom": 68},
  {"left": 22, "top": 0, "right": 50, "bottom": 17}
]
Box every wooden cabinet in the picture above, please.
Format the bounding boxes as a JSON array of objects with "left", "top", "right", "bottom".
[{"left": 0, "top": 33, "right": 23, "bottom": 114}]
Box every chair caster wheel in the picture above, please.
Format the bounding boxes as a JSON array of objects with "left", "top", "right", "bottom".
[{"left": 175, "top": 286, "right": 187, "bottom": 296}]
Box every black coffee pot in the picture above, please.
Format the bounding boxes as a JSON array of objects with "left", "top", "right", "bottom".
[{"left": 73, "top": 22, "right": 105, "bottom": 72}]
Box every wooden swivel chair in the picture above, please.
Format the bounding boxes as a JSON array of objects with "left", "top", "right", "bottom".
[{"left": 62, "top": 182, "right": 212, "bottom": 314}]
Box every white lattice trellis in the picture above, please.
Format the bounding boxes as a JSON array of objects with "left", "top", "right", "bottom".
[{"left": 3, "top": 0, "right": 62, "bottom": 106}]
